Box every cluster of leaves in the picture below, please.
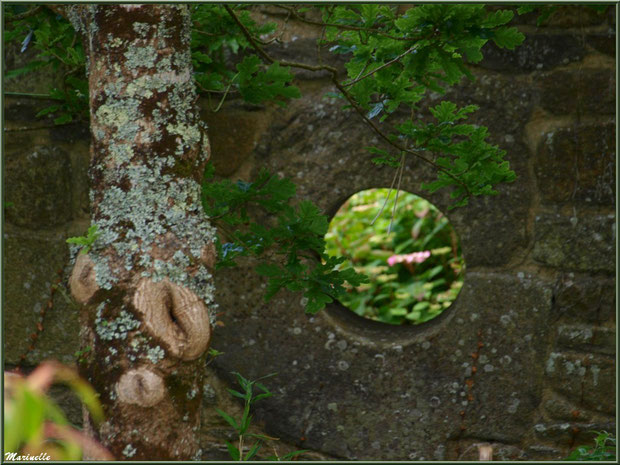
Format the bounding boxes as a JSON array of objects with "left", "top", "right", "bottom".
[
  {"left": 66, "top": 224, "right": 100, "bottom": 254},
  {"left": 201, "top": 164, "right": 368, "bottom": 314},
  {"left": 325, "top": 189, "right": 463, "bottom": 325},
  {"left": 400, "top": 101, "right": 515, "bottom": 207},
  {"left": 566, "top": 431, "right": 616, "bottom": 461},
  {"left": 191, "top": 4, "right": 300, "bottom": 108},
  {"left": 4, "top": 6, "right": 88, "bottom": 124},
  {"left": 5, "top": 4, "right": 531, "bottom": 208},
  {"left": 4, "top": 362, "right": 112, "bottom": 460},
  {"left": 215, "top": 372, "right": 306, "bottom": 461},
  {"left": 315, "top": 4, "right": 523, "bottom": 207}
]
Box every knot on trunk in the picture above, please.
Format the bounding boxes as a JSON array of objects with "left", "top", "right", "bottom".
[
  {"left": 133, "top": 278, "right": 211, "bottom": 360},
  {"left": 116, "top": 367, "right": 164, "bottom": 407},
  {"left": 69, "top": 253, "right": 99, "bottom": 304}
]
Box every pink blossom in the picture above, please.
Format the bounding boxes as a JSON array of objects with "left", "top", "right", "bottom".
[{"left": 387, "top": 250, "right": 431, "bottom": 267}]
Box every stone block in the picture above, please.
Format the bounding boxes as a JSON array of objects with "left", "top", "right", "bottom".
[
  {"left": 588, "top": 31, "right": 616, "bottom": 57},
  {"left": 200, "top": 103, "right": 273, "bottom": 177},
  {"left": 544, "top": 352, "right": 615, "bottom": 415},
  {"left": 533, "top": 213, "right": 615, "bottom": 273},
  {"left": 3, "top": 226, "right": 79, "bottom": 365},
  {"left": 533, "top": 421, "right": 616, "bottom": 446},
  {"left": 212, "top": 270, "right": 553, "bottom": 459},
  {"left": 538, "top": 69, "right": 615, "bottom": 115},
  {"left": 552, "top": 275, "right": 615, "bottom": 324},
  {"left": 534, "top": 122, "right": 615, "bottom": 205},
  {"left": 543, "top": 392, "right": 595, "bottom": 422},
  {"left": 480, "top": 34, "right": 585, "bottom": 73},
  {"left": 4, "top": 146, "right": 73, "bottom": 229},
  {"left": 524, "top": 445, "right": 564, "bottom": 461},
  {"left": 557, "top": 324, "right": 615, "bottom": 355}
]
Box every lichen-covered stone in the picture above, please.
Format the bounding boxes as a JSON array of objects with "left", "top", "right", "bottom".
[
  {"left": 552, "top": 274, "right": 616, "bottom": 324},
  {"left": 544, "top": 352, "right": 615, "bottom": 415},
  {"left": 557, "top": 324, "right": 615, "bottom": 355},
  {"left": 533, "top": 213, "right": 615, "bottom": 272},
  {"left": 212, "top": 270, "right": 553, "bottom": 459}
]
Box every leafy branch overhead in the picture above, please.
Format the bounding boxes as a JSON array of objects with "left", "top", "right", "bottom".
[
  {"left": 5, "top": 3, "right": 528, "bottom": 207},
  {"left": 201, "top": 164, "right": 369, "bottom": 314},
  {"left": 5, "top": 4, "right": 542, "bottom": 313}
]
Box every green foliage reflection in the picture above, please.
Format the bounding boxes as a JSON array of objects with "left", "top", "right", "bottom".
[{"left": 325, "top": 189, "right": 464, "bottom": 325}]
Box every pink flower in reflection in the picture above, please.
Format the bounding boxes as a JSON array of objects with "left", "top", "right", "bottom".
[{"left": 387, "top": 250, "right": 431, "bottom": 267}]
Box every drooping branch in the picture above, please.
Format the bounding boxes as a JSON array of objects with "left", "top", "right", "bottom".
[{"left": 224, "top": 5, "right": 471, "bottom": 197}]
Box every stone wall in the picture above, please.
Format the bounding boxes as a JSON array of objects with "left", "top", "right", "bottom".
[{"left": 3, "top": 5, "right": 615, "bottom": 461}]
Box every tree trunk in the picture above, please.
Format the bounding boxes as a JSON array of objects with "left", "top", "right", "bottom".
[{"left": 61, "top": 5, "right": 215, "bottom": 460}]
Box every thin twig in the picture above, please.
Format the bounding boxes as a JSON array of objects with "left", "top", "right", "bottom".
[
  {"left": 226, "top": 5, "right": 471, "bottom": 197},
  {"left": 389, "top": 153, "right": 406, "bottom": 233},
  {"left": 4, "top": 91, "right": 60, "bottom": 100},
  {"left": 343, "top": 46, "right": 416, "bottom": 88},
  {"left": 4, "top": 122, "right": 79, "bottom": 132},
  {"left": 5, "top": 6, "right": 42, "bottom": 22},
  {"left": 371, "top": 159, "right": 399, "bottom": 225},
  {"left": 274, "top": 5, "right": 412, "bottom": 41},
  {"left": 224, "top": 5, "right": 275, "bottom": 65}
]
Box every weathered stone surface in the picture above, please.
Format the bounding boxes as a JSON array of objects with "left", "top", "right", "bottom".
[
  {"left": 3, "top": 225, "right": 79, "bottom": 365},
  {"left": 534, "top": 122, "right": 615, "bottom": 205},
  {"left": 543, "top": 392, "right": 596, "bottom": 422},
  {"left": 212, "top": 270, "right": 553, "bottom": 459},
  {"left": 552, "top": 274, "right": 616, "bottom": 324},
  {"left": 525, "top": 445, "right": 564, "bottom": 461},
  {"left": 545, "top": 352, "right": 615, "bottom": 415},
  {"left": 446, "top": 439, "right": 526, "bottom": 461},
  {"left": 588, "top": 31, "right": 617, "bottom": 57},
  {"left": 538, "top": 69, "right": 615, "bottom": 115},
  {"left": 4, "top": 146, "right": 73, "bottom": 229},
  {"left": 557, "top": 324, "right": 615, "bottom": 355},
  {"left": 200, "top": 102, "right": 273, "bottom": 177},
  {"left": 533, "top": 421, "right": 616, "bottom": 446},
  {"left": 480, "top": 34, "right": 585, "bottom": 73},
  {"left": 533, "top": 213, "right": 615, "bottom": 272}
]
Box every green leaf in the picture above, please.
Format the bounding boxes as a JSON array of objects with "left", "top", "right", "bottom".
[
  {"left": 492, "top": 26, "right": 525, "bottom": 50},
  {"left": 225, "top": 441, "right": 241, "bottom": 461},
  {"left": 215, "top": 408, "right": 240, "bottom": 432},
  {"left": 244, "top": 441, "right": 262, "bottom": 461}
]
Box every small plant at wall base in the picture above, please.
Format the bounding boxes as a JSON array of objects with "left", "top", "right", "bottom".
[
  {"left": 566, "top": 431, "right": 616, "bottom": 461},
  {"left": 216, "top": 372, "right": 307, "bottom": 461},
  {"left": 325, "top": 189, "right": 464, "bottom": 325}
]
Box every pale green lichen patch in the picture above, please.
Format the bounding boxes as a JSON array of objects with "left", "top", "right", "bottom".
[
  {"left": 124, "top": 44, "right": 158, "bottom": 69},
  {"left": 122, "top": 444, "right": 137, "bottom": 458},
  {"left": 96, "top": 304, "right": 141, "bottom": 341},
  {"left": 132, "top": 22, "right": 151, "bottom": 38}
]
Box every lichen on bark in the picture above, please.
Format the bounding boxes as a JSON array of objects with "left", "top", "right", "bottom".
[{"left": 61, "top": 5, "right": 215, "bottom": 460}]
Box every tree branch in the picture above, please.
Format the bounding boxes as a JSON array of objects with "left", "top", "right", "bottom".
[
  {"left": 342, "top": 45, "right": 416, "bottom": 87},
  {"left": 226, "top": 4, "right": 471, "bottom": 197},
  {"left": 274, "top": 5, "right": 412, "bottom": 41},
  {"left": 4, "top": 6, "right": 42, "bottom": 22}
]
